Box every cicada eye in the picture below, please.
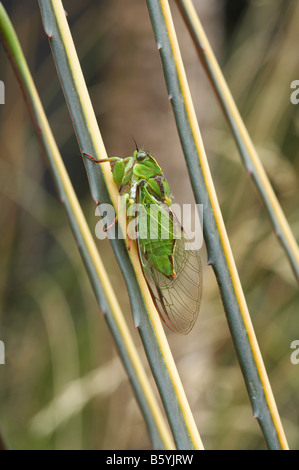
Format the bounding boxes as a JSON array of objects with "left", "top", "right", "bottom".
[{"left": 136, "top": 151, "right": 147, "bottom": 162}]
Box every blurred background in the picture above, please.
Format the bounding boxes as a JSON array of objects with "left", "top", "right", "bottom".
[{"left": 0, "top": 0, "right": 298, "bottom": 450}]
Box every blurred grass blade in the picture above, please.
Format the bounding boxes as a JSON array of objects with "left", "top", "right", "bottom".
[
  {"left": 146, "top": 0, "right": 289, "bottom": 450},
  {"left": 0, "top": 2, "right": 174, "bottom": 450},
  {"left": 175, "top": 0, "right": 299, "bottom": 283},
  {"left": 37, "top": 0, "right": 203, "bottom": 450}
]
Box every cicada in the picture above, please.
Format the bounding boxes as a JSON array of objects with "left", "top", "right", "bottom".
[{"left": 83, "top": 147, "right": 202, "bottom": 334}]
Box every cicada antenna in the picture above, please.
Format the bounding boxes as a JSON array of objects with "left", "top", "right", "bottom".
[{"left": 132, "top": 136, "right": 139, "bottom": 152}]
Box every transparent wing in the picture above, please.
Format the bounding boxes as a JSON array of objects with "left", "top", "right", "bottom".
[{"left": 137, "top": 197, "right": 202, "bottom": 334}]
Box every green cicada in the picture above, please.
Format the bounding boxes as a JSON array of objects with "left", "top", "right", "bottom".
[{"left": 83, "top": 147, "right": 202, "bottom": 334}]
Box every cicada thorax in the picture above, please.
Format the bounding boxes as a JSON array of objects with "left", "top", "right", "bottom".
[{"left": 145, "top": 175, "right": 172, "bottom": 207}]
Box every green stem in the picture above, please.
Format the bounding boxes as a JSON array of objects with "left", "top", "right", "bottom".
[
  {"left": 175, "top": 0, "right": 299, "bottom": 283},
  {"left": 37, "top": 0, "right": 203, "bottom": 450},
  {"left": 146, "top": 0, "right": 288, "bottom": 450},
  {"left": 0, "top": 2, "right": 173, "bottom": 450}
]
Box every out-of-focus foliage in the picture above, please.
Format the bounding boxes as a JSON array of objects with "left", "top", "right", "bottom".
[{"left": 0, "top": 0, "right": 298, "bottom": 449}]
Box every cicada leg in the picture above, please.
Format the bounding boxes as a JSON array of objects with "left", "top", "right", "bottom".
[
  {"left": 104, "top": 216, "right": 118, "bottom": 232},
  {"left": 82, "top": 152, "right": 120, "bottom": 164},
  {"left": 105, "top": 192, "right": 133, "bottom": 250}
]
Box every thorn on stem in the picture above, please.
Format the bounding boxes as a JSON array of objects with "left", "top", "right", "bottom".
[{"left": 246, "top": 165, "right": 253, "bottom": 175}]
